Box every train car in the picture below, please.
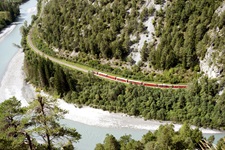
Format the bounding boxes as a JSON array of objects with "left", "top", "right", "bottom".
[
  {"left": 116, "top": 77, "right": 128, "bottom": 83},
  {"left": 163, "top": 84, "right": 172, "bottom": 88},
  {"left": 143, "top": 83, "right": 158, "bottom": 87},
  {"left": 171, "top": 85, "right": 187, "bottom": 89},
  {"left": 128, "top": 80, "right": 143, "bottom": 85},
  {"left": 107, "top": 75, "right": 116, "bottom": 80},
  {"left": 172, "top": 85, "right": 179, "bottom": 89},
  {"left": 158, "top": 84, "right": 171, "bottom": 88},
  {"left": 92, "top": 71, "right": 187, "bottom": 89},
  {"left": 158, "top": 84, "right": 164, "bottom": 88},
  {"left": 176, "top": 85, "right": 187, "bottom": 89},
  {"left": 97, "top": 72, "right": 107, "bottom": 77}
]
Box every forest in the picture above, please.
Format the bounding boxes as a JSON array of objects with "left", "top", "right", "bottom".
[
  {"left": 148, "top": 0, "right": 225, "bottom": 71},
  {"left": 1, "top": 96, "right": 225, "bottom": 149},
  {"left": 31, "top": 25, "right": 198, "bottom": 84},
  {"left": 0, "top": 0, "right": 27, "bottom": 31},
  {"left": 37, "top": 0, "right": 150, "bottom": 59},
  {"left": 20, "top": 0, "right": 225, "bottom": 148},
  {"left": 32, "top": 0, "right": 225, "bottom": 84},
  {"left": 23, "top": 48, "right": 225, "bottom": 130}
]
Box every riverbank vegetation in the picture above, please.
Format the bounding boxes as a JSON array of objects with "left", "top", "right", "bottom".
[
  {"left": 0, "top": 1, "right": 19, "bottom": 30},
  {"left": 97, "top": 123, "right": 225, "bottom": 150},
  {"left": 95, "top": 123, "right": 207, "bottom": 150}
]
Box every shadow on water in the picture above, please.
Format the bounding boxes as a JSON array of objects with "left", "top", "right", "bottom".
[
  {"left": 19, "top": 13, "right": 26, "bottom": 16},
  {"left": 16, "top": 16, "right": 25, "bottom": 23}
]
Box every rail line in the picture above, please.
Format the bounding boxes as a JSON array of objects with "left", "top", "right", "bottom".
[{"left": 92, "top": 71, "right": 187, "bottom": 89}]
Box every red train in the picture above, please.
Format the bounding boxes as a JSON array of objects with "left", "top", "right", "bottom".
[
  {"left": 116, "top": 77, "right": 128, "bottom": 82},
  {"left": 91, "top": 71, "right": 187, "bottom": 89},
  {"left": 128, "top": 80, "right": 142, "bottom": 85}
]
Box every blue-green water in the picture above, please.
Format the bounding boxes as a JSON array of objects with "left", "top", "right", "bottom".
[
  {"left": 60, "top": 119, "right": 148, "bottom": 150},
  {"left": 61, "top": 119, "right": 225, "bottom": 150},
  {"left": 0, "top": 0, "right": 36, "bottom": 81},
  {"left": 0, "top": 0, "right": 224, "bottom": 150}
]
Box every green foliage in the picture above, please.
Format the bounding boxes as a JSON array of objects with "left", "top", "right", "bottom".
[
  {"left": 95, "top": 124, "right": 203, "bottom": 150},
  {"left": 0, "top": 96, "right": 81, "bottom": 149},
  {"left": 140, "top": 41, "right": 148, "bottom": 62},
  {"left": 36, "top": 0, "right": 151, "bottom": 59},
  {"left": 28, "top": 0, "right": 209, "bottom": 84},
  {"left": 24, "top": 50, "right": 225, "bottom": 129},
  {"left": 28, "top": 96, "right": 81, "bottom": 149},
  {"left": 0, "top": 1, "right": 21, "bottom": 31},
  {"left": 208, "top": 8, "right": 225, "bottom": 75},
  {"left": 150, "top": 0, "right": 223, "bottom": 70},
  {"left": 103, "top": 134, "right": 120, "bottom": 150},
  {"left": 0, "top": 97, "right": 31, "bottom": 150},
  {"left": 154, "top": 0, "right": 165, "bottom": 5},
  {"left": 217, "top": 137, "right": 225, "bottom": 150}
]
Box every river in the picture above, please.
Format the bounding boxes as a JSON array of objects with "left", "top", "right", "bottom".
[
  {"left": 0, "top": 0, "right": 35, "bottom": 81},
  {"left": 0, "top": 0, "right": 224, "bottom": 149}
]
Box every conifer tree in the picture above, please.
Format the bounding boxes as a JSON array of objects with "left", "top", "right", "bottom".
[
  {"left": 28, "top": 96, "right": 81, "bottom": 150},
  {"left": 0, "top": 96, "right": 81, "bottom": 150}
]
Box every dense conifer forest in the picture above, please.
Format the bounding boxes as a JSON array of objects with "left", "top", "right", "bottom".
[
  {"left": 149, "top": 0, "right": 224, "bottom": 70},
  {"left": 37, "top": 0, "right": 149, "bottom": 59}
]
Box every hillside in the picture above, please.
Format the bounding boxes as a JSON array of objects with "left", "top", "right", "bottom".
[
  {"left": 33, "top": 0, "right": 225, "bottom": 84},
  {"left": 22, "top": 0, "right": 225, "bottom": 130},
  {"left": 37, "top": 0, "right": 155, "bottom": 58},
  {"left": 150, "top": 0, "right": 225, "bottom": 77}
]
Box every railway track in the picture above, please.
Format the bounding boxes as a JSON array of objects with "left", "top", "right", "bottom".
[{"left": 92, "top": 71, "right": 187, "bottom": 89}]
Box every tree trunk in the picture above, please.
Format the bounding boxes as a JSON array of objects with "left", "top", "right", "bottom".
[
  {"left": 25, "top": 132, "right": 33, "bottom": 150},
  {"left": 46, "top": 132, "right": 51, "bottom": 150},
  {"left": 38, "top": 97, "right": 52, "bottom": 150}
]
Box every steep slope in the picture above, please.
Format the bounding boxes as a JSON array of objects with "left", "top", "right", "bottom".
[
  {"left": 23, "top": 0, "right": 225, "bottom": 130},
  {"left": 37, "top": 0, "right": 153, "bottom": 59},
  {"left": 35, "top": 0, "right": 225, "bottom": 83},
  {"left": 148, "top": 0, "right": 223, "bottom": 70},
  {"left": 200, "top": 1, "right": 225, "bottom": 78}
]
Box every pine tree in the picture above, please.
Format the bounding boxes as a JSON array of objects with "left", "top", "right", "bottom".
[
  {"left": 0, "top": 97, "right": 34, "bottom": 150},
  {"left": 0, "top": 96, "right": 81, "bottom": 149},
  {"left": 28, "top": 96, "right": 81, "bottom": 149}
]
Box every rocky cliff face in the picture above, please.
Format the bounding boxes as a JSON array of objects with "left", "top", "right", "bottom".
[
  {"left": 200, "top": 46, "right": 222, "bottom": 78},
  {"left": 200, "top": 2, "right": 225, "bottom": 79},
  {"left": 129, "top": 0, "right": 168, "bottom": 64}
]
